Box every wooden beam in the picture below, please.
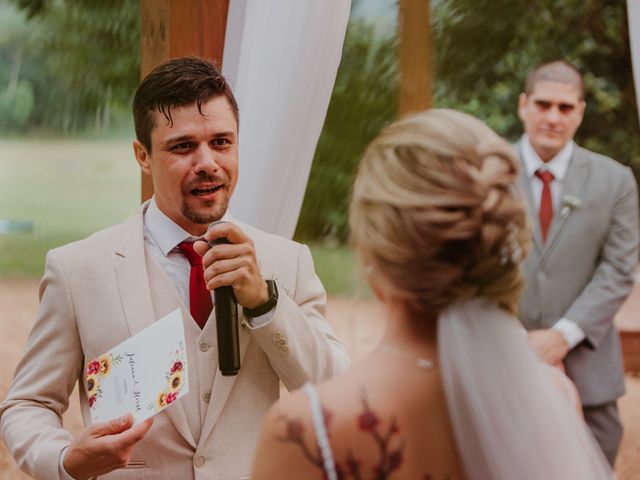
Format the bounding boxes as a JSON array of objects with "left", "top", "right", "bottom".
[
  {"left": 397, "top": 0, "right": 433, "bottom": 116},
  {"left": 622, "top": 330, "right": 640, "bottom": 373},
  {"left": 139, "top": 0, "right": 230, "bottom": 203},
  {"left": 614, "top": 282, "right": 640, "bottom": 373}
]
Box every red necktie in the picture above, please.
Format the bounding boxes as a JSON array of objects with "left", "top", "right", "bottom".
[
  {"left": 178, "top": 241, "right": 213, "bottom": 328},
  {"left": 535, "top": 169, "right": 554, "bottom": 242}
]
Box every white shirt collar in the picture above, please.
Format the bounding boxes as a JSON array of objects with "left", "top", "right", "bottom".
[
  {"left": 144, "top": 197, "right": 196, "bottom": 256},
  {"left": 144, "top": 197, "right": 234, "bottom": 256},
  {"left": 520, "top": 134, "right": 574, "bottom": 181}
]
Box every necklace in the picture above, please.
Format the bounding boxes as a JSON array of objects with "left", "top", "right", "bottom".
[{"left": 380, "top": 344, "right": 435, "bottom": 371}]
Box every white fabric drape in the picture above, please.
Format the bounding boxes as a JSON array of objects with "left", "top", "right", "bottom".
[
  {"left": 628, "top": 0, "right": 640, "bottom": 125},
  {"left": 223, "top": 0, "right": 351, "bottom": 238}
]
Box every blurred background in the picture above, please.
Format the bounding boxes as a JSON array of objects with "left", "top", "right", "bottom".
[
  {"left": 1, "top": 0, "right": 638, "bottom": 293},
  {"left": 1, "top": 0, "right": 639, "bottom": 478}
]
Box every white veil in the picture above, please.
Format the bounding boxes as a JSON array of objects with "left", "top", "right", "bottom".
[{"left": 438, "top": 298, "right": 612, "bottom": 480}]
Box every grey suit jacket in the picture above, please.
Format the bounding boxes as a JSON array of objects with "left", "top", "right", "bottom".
[
  {"left": 0, "top": 204, "right": 351, "bottom": 480},
  {"left": 517, "top": 142, "right": 639, "bottom": 406}
]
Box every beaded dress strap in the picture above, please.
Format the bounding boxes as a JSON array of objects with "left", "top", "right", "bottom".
[{"left": 302, "top": 382, "right": 337, "bottom": 480}]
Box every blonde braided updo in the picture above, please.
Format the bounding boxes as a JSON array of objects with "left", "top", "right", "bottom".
[{"left": 350, "top": 109, "right": 530, "bottom": 317}]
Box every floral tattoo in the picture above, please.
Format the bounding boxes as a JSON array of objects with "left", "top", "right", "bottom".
[{"left": 276, "top": 390, "right": 411, "bottom": 479}]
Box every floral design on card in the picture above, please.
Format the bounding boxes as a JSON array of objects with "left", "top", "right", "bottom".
[
  {"left": 84, "top": 309, "right": 189, "bottom": 424},
  {"left": 85, "top": 353, "right": 123, "bottom": 409},
  {"left": 148, "top": 346, "right": 187, "bottom": 413}
]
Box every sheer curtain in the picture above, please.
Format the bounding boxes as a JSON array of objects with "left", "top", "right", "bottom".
[
  {"left": 223, "top": 0, "right": 352, "bottom": 238},
  {"left": 439, "top": 299, "right": 612, "bottom": 479},
  {"left": 629, "top": 0, "right": 640, "bottom": 125}
]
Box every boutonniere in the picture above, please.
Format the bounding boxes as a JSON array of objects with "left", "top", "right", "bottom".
[{"left": 561, "top": 195, "right": 582, "bottom": 217}]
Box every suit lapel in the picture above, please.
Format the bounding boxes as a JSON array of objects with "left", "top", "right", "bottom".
[
  {"left": 114, "top": 212, "right": 155, "bottom": 337},
  {"left": 114, "top": 204, "right": 196, "bottom": 448},
  {"left": 516, "top": 142, "right": 543, "bottom": 252},
  {"left": 145, "top": 253, "right": 198, "bottom": 449},
  {"left": 541, "top": 149, "right": 589, "bottom": 258}
]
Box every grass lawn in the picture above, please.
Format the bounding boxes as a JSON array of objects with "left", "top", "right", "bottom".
[
  {"left": 0, "top": 139, "right": 140, "bottom": 276},
  {"left": 0, "top": 139, "right": 362, "bottom": 295},
  {"left": 307, "top": 243, "right": 369, "bottom": 297}
]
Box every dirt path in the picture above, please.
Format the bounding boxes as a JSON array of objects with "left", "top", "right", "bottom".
[{"left": 1, "top": 279, "right": 638, "bottom": 478}]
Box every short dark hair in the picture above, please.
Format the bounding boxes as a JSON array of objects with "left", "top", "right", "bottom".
[
  {"left": 132, "top": 57, "right": 239, "bottom": 151},
  {"left": 524, "top": 59, "right": 585, "bottom": 100}
]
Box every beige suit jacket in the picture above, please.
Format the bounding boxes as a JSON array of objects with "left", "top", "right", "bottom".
[{"left": 0, "top": 205, "right": 351, "bottom": 480}]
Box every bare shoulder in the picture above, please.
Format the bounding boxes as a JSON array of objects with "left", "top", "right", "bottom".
[
  {"left": 252, "top": 385, "right": 327, "bottom": 479},
  {"left": 253, "top": 361, "right": 465, "bottom": 479}
]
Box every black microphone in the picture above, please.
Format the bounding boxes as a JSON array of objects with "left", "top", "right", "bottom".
[{"left": 207, "top": 222, "right": 240, "bottom": 376}]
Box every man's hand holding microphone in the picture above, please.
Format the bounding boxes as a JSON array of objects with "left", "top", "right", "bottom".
[
  {"left": 194, "top": 221, "right": 273, "bottom": 376},
  {"left": 193, "top": 222, "right": 269, "bottom": 310}
]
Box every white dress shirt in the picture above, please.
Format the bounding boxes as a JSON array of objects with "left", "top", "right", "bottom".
[
  {"left": 520, "top": 134, "right": 573, "bottom": 214},
  {"left": 520, "top": 135, "right": 586, "bottom": 349},
  {"left": 143, "top": 197, "right": 210, "bottom": 309}
]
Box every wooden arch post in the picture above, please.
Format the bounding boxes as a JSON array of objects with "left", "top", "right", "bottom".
[
  {"left": 398, "top": 0, "right": 433, "bottom": 116},
  {"left": 139, "top": 0, "right": 230, "bottom": 202}
]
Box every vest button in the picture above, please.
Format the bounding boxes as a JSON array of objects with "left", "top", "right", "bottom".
[
  {"left": 203, "top": 392, "right": 211, "bottom": 403},
  {"left": 194, "top": 455, "right": 206, "bottom": 468},
  {"left": 199, "top": 342, "right": 210, "bottom": 352}
]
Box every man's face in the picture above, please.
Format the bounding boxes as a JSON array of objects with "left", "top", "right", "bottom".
[
  {"left": 134, "top": 96, "right": 239, "bottom": 235},
  {"left": 518, "top": 80, "right": 585, "bottom": 162}
]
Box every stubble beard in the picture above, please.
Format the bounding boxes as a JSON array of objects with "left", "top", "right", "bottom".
[
  {"left": 182, "top": 195, "right": 229, "bottom": 226},
  {"left": 181, "top": 172, "right": 231, "bottom": 227}
]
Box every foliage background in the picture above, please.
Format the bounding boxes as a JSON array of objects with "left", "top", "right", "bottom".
[
  {"left": 432, "top": 0, "right": 640, "bottom": 178},
  {"left": 301, "top": 0, "right": 640, "bottom": 243},
  {"left": 0, "top": 0, "right": 138, "bottom": 134},
  {"left": 0, "top": 0, "right": 638, "bottom": 283}
]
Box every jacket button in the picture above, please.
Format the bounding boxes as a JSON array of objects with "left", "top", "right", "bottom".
[
  {"left": 272, "top": 332, "right": 282, "bottom": 340},
  {"left": 194, "top": 455, "right": 206, "bottom": 468},
  {"left": 277, "top": 338, "right": 286, "bottom": 347},
  {"left": 203, "top": 392, "right": 211, "bottom": 403},
  {"left": 282, "top": 345, "right": 289, "bottom": 353}
]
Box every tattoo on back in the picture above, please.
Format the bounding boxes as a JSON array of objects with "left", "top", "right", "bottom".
[{"left": 276, "top": 389, "right": 445, "bottom": 479}]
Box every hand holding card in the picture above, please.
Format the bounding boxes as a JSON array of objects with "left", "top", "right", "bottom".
[{"left": 63, "top": 413, "right": 154, "bottom": 480}]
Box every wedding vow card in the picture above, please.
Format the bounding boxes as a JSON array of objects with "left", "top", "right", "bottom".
[{"left": 84, "top": 308, "right": 189, "bottom": 424}]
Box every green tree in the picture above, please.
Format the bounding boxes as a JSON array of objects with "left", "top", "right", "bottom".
[
  {"left": 432, "top": 0, "right": 640, "bottom": 176},
  {"left": 5, "top": 0, "right": 139, "bottom": 133},
  {"left": 0, "top": 1, "right": 35, "bottom": 130},
  {"left": 0, "top": 79, "right": 34, "bottom": 130},
  {"left": 295, "top": 21, "right": 398, "bottom": 243},
  {"left": 299, "top": 1, "right": 640, "bottom": 244}
]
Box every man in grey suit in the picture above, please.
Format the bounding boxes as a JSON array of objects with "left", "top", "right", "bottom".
[{"left": 517, "top": 59, "right": 639, "bottom": 466}]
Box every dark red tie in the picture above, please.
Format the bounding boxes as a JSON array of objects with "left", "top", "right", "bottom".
[
  {"left": 178, "top": 241, "right": 213, "bottom": 328},
  {"left": 535, "top": 169, "right": 554, "bottom": 242}
]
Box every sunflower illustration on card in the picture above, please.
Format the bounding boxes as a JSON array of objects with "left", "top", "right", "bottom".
[{"left": 84, "top": 308, "right": 189, "bottom": 424}]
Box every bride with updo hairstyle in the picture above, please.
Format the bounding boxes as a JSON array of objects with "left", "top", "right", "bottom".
[{"left": 252, "top": 109, "right": 611, "bottom": 480}]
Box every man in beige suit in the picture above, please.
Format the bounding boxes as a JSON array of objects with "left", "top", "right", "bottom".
[{"left": 0, "top": 57, "right": 351, "bottom": 480}]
